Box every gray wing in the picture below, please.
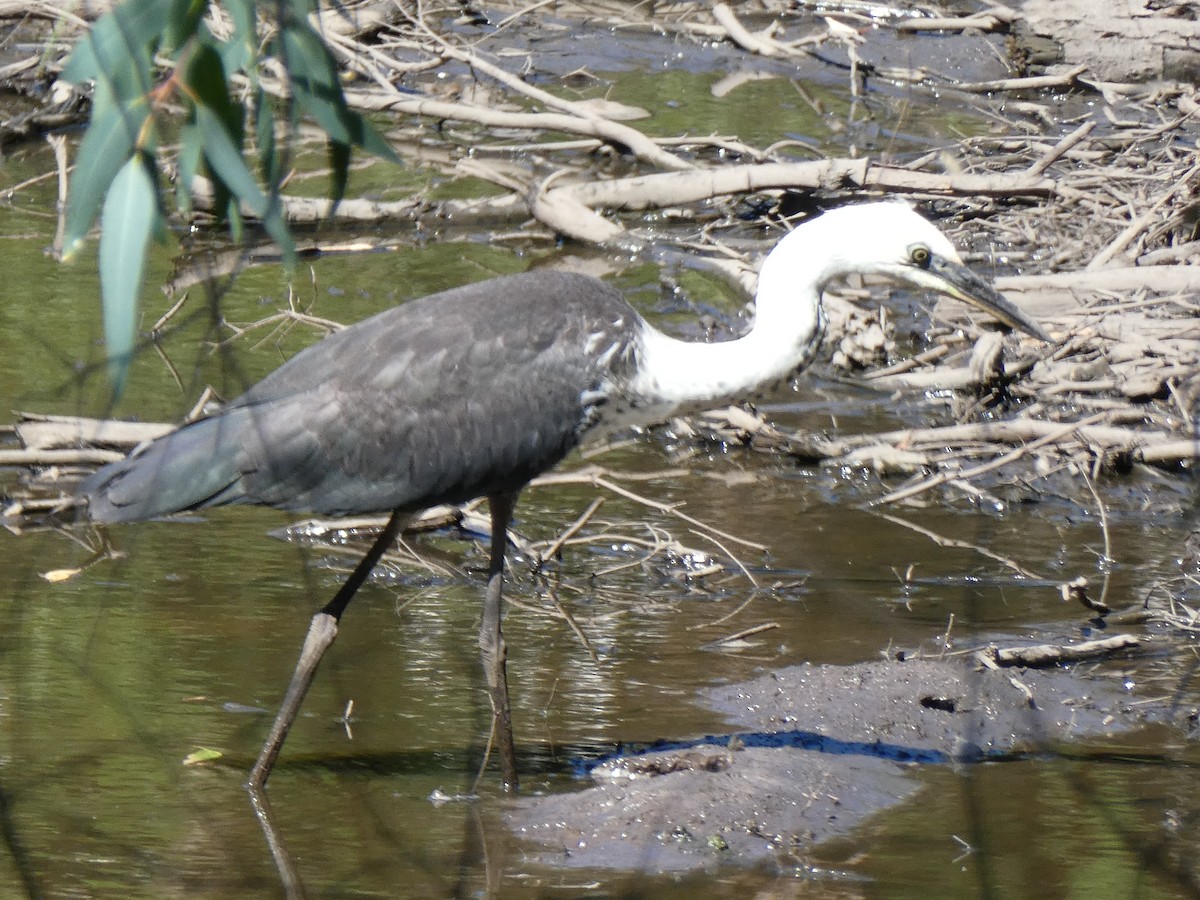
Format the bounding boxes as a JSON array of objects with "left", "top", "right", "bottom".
[{"left": 83, "top": 271, "right": 638, "bottom": 521}]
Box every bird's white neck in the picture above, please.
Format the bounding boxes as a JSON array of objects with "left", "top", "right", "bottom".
[{"left": 626, "top": 232, "right": 835, "bottom": 417}]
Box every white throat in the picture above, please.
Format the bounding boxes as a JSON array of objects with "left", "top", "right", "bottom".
[{"left": 623, "top": 226, "right": 842, "bottom": 419}]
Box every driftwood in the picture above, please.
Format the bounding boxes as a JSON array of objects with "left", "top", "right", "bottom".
[
  {"left": 0, "top": 448, "right": 122, "bottom": 466},
  {"left": 980, "top": 635, "right": 1143, "bottom": 669},
  {"left": 998, "top": 267, "right": 1200, "bottom": 307},
  {"left": 14, "top": 413, "right": 173, "bottom": 451},
  {"left": 554, "top": 160, "right": 1054, "bottom": 212},
  {"left": 811, "top": 419, "right": 1198, "bottom": 467},
  {"left": 700, "top": 406, "right": 1200, "bottom": 485}
]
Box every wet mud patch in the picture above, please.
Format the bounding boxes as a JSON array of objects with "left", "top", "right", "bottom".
[
  {"left": 512, "top": 743, "right": 917, "bottom": 872},
  {"left": 509, "top": 653, "right": 1161, "bottom": 872}
]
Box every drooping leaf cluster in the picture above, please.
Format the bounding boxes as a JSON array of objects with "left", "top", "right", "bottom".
[{"left": 60, "top": 0, "right": 397, "bottom": 392}]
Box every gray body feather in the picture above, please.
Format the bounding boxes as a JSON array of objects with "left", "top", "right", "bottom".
[{"left": 82, "top": 271, "right": 640, "bottom": 522}]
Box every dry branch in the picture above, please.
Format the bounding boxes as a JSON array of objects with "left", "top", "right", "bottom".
[
  {"left": 15, "top": 414, "right": 173, "bottom": 451},
  {"left": 951, "top": 64, "right": 1089, "bottom": 94},
  {"left": 997, "top": 267, "right": 1200, "bottom": 301},
  {"left": 352, "top": 90, "right": 691, "bottom": 172},
  {"left": 893, "top": 10, "right": 1015, "bottom": 33},
  {"left": 0, "top": 0, "right": 89, "bottom": 28},
  {"left": 712, "top": 3, "right": 811, "bottom": 59},
  {"left": 0, "top": 448, "right": 123, "bottom": 466},
  {"left": 186, "top": 172, "right": 526, "bottom": 227},
  {"left": 981, "top": 635, "right": 1143, "bottom": 668},
  {"left": 433, "top": 45, "right": 694, "bottom": 173},
  {"left": 818, "top": 415, "right": 1199, "bottom": 470},
  {"left": 558, "top": 160, "right": 1055, "bottom": 212}
]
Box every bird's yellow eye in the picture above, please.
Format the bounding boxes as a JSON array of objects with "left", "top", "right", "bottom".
[{"left": 909, "top": 245, "right": 932, "bottom": 268}]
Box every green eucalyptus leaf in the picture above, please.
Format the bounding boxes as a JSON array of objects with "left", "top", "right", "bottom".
[
  {"left": 222, "top": 0, "right": 256, "bottom": 74},
  {"left": 62, "top": 102, "right": 148, "bottom": 259},
  {"left": 196, "top": 105, "right": 293, "bottom": 259},
  {"left": 61, "top": 0, "right": 167, "bottom": 99},
  {"left": 283, "top": 0, "right": 320, "bottom": 20},
  {"left": 184, "top": 41, "right": 242, "bottom": 224},
  {"left": 278, "top": 20, "right": 351, "bottom": 144},
  {"left": 225, "top": 0, "right": 257, "bottom": 45},
  {"left": 278, "top": 17, "right": 397, "bottom": 164},
  {"left": 184, "top": 42, "right": 241, "bottom": 138},
  {"left": 226, "top": 202, "right": 245, "bottom": 244},
  {"left": 254, "top": 88, "right": 279, "bottom": 186},
  {"left": 346, "top": 110, "right": 396, "bottom": 163},
  {"left": 98, "top": 153, "right": 158, "bottom": 393},
  {"left": 259, "top": 199, "right": 294, "bottom": 265},
  {"left": 163, "top": 0, "right": 206, "bottom": 54},
  {"left": 218, "top": 28, "right": 251, "bottom": 75},
  {"left": 176, "top": 120, "right": 203, "bottom": 215},
  {"left": 328, "top": 139, "right": 350, "bottom": 210},
  {"left": 196, "top": 105, "right": 266, "bottom": 215}
]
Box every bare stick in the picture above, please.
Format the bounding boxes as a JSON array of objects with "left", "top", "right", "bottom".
[
  {"left": 47, "top": 133, "right": 69, "bottom": 256},
  {"left": 408, "top": 32, "right": 694, "bottom": 173},
  {"left": 557, "top": 159, "right": 1054, "bottom": 212},
  {"left": 813, "top": 417, "right": 1191, "bottom": 462},
  {"left": 982, "top": 634, "right": 1143, "bottom": 668},
  {"left": 1086, "top": 158, "right": 1200, "bottom": 270},
  {"left": 592, "top": 474, "right": 768, "bottom": 551},
  {"left": 688, "top": 528, "right": 760, "bottom": 589},
  {"left": 894, "top": 11, "right": 1014, "bottom": 32},
  {"left": 939, "top": 613, "right": 955, "bottom": 660},
  {"left": 536, "top": 496, "right": 605, "bottom": 566},
  {"left": 875, "top": 413, "right": 1111, "bottom": 506},
  {"left": 875, "top": 512, "right": 1043, "bottom": 580},
  {"left": 700, "top": 621, "right": 779, "bottom": 649},
  {"left": 951, "top": 64, "right": 1088, "bottom": 94},
  {"left": 0, "top": 448, "right": 125, "bottom": 466},
  {"left": 998, "top": 265, "right": 1200, "bottom": 297},
  {"left": 1027, "top": 120, "right": 1096, "bottom": 177},
  {"left": 1080, "top": 469, "right": 1113, "bottom": 611},
  {"left": 691, "top": 592, "right": 759, "bottom": 632},
  {"left": 713, "top": 3, "right": 788, "bottom": 57},
  {"left": 547, "top": 587, "right": 598, "bottom": 662}
]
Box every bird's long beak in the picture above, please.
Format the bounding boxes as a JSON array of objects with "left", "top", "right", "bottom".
[{"left": 916, "top": 255, "right": 1053, "bottom": 343}]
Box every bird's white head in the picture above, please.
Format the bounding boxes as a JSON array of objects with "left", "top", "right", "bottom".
[{"left": 757, "top": 201, "right": 1051, "bottom": 342}]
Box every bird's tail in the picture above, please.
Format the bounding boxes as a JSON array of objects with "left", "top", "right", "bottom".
[{"left": 80, "top": 412, "right": 251, "bottom": 523}]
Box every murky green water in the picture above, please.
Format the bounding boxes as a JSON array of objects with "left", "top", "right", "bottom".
[{"left": 3, "top": 19, "right": 1200, "bottom": 900}]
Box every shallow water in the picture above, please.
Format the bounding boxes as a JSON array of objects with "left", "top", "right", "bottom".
[{"left": 3, "top": 14, "right": 1200, "bottom": 900}]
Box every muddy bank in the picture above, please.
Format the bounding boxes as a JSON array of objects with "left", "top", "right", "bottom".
[{"left": 509, "top": 650, "right": 1164, "bottom": 871}]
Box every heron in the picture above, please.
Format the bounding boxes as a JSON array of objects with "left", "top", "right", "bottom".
[{"left": 79, "top": 201, "right": 1050, "bottom": 792}]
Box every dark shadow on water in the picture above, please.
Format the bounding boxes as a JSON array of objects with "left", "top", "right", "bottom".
[
  {"left": 214, "top": 713, "right": 1200, "bottom": 785},
  {"left": 215, "top": 742, "right": 578, "bottom": 781},
  {"left": 0, "top": 781, "right": 42, "bottom": 900},
  {"left": 215, "top": 728, "right": 953, "bottom": 786},
  {"left": 580, "top": 728, "right": 953, "bottom": 774}
]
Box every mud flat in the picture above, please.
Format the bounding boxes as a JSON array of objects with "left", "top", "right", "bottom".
[{"left": 510, "top": 648, "right": 1164, "bottom": 871}]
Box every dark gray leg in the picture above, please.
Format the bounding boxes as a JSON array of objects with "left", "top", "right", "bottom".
[
  {"left": 247, "top": 508, "right": 410, "bottom": 792},
  {"left": 248, "top": 784, "right": 305, "bottom": 898},
  {"left": 481, "top": 492, "right": 519, "bottom": 791}
]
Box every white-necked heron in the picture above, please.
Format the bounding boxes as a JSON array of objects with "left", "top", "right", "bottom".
[{"left": 80, "top": 201, "right": 1050, "bottom": 792}]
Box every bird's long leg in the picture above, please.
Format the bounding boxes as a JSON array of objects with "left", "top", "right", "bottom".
[
  {"left": 247, "top": 508, "right": 411, "bottom": 792},
  {"left": 480, "top": 491, "right": 519, "bottom": 791},
  {"left": 247, "top": 784, "right": 305, "bottom": 898}
]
